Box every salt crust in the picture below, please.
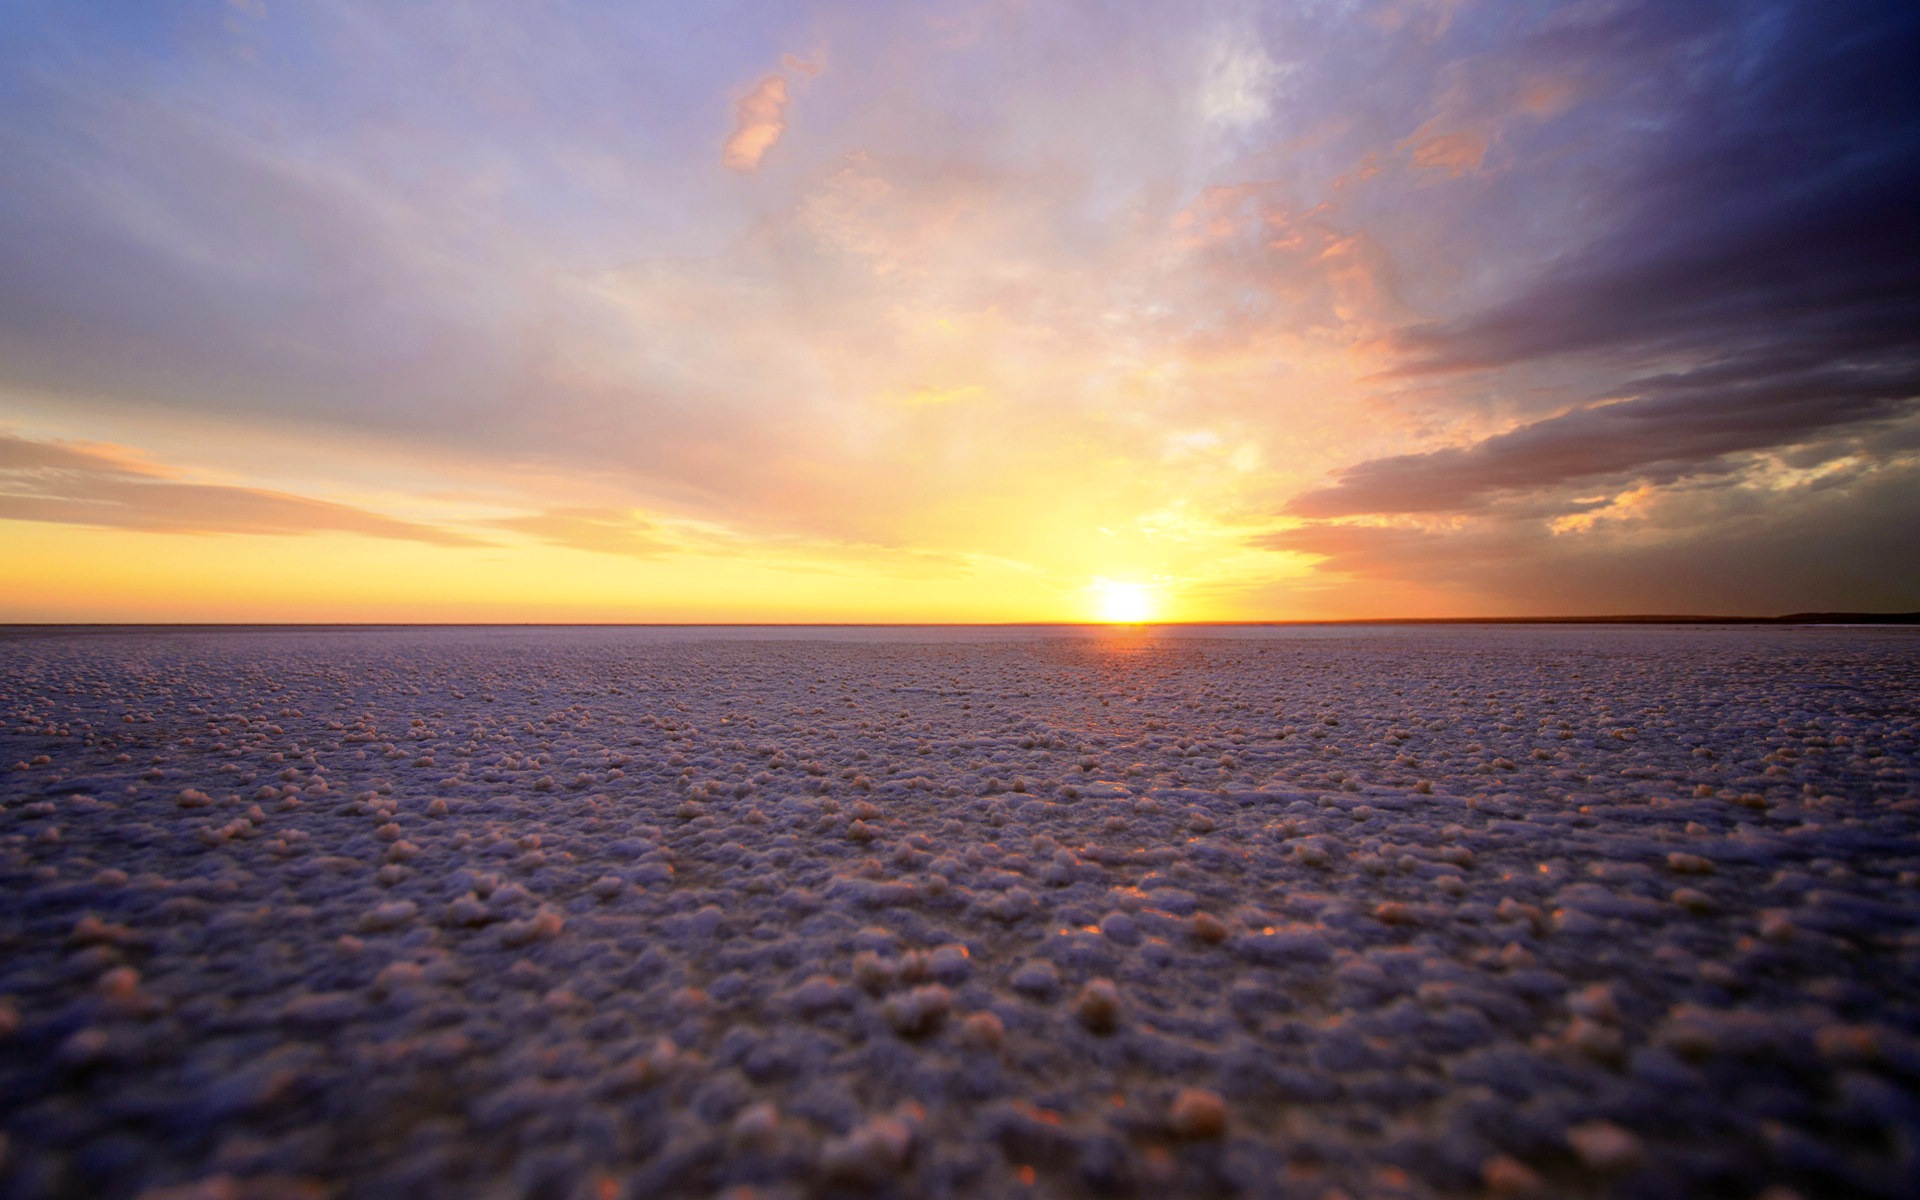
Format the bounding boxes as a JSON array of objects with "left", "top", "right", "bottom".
[{"left": 0, "top": 625, "right": 1916, "bottom": 1198}]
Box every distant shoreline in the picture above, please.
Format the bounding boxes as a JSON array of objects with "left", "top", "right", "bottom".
[{"left": 1, "top": 612, "right": 1915, "bottom": 636}]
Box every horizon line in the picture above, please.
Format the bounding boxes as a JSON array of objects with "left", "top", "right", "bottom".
[{"left": 2, "top": 611, "right": 1916, "bottom": 631}]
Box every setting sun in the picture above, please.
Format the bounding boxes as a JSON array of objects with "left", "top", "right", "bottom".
[{"left": 1091, "top": 579, "right": 1157, "bottom": 624}]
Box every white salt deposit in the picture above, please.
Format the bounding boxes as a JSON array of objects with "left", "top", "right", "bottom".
[{"left": 0, "top": 623, "right": 1916, "bottom": 1198}]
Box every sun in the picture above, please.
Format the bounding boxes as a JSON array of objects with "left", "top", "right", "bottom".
[{"left": 1091, "top": 579, "right": 1158, "bottom": 624}]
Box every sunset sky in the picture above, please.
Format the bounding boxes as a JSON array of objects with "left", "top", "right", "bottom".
[{"left": 2, "top": 1, "right": 1916, "bottom": 622}]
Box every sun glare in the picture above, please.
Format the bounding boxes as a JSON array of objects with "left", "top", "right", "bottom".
[{"left": 1091, "top": 579, "right": 1157, "bottom": 624}]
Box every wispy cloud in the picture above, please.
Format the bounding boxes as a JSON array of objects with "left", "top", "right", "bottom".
[
  {"left": 0, "top": 433, "right": 480, "bottom": 546},
  {"left": 488, "top": 507, "right": 675, "bottom": 558}
]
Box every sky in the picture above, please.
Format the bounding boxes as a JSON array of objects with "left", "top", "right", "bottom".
[{"left": 1, "top": 0, "right": 1916, "bottom": 623}]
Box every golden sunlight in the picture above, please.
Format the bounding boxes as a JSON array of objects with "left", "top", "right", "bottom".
[{"left": 1090, "top": 578, "right": 1158, "bottom": 624}]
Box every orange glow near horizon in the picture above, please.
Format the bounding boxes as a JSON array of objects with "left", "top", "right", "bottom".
[{"left": 0, "top": 413, "right": 1349, "bottom": 623}]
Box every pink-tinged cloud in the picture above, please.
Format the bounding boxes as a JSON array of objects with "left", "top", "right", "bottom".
[
  {"left": 0, "top": 433, "right": 481, "bottom": 546},
  {"left": 723, "top": 75, "right": 790, "bottom": 171},
  {"left": 1400, "top": 125, "right": 1486, "bottom": 176}
]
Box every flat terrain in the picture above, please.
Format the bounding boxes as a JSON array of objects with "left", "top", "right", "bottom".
[{"left": 1, "top": 626, "right": 1917, "bottom": 1200}]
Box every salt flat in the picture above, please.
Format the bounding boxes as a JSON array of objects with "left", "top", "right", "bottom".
[{"left": 1, "top": 625, "right": 1917, "bottom": 1200}]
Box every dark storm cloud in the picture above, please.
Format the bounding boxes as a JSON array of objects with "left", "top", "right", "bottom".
[
  {"left": 1263, "top": 460, "right": 1920, "bottom": 616},
  {"left": 1307, "top": 0, "right": 1920, "bottom": 521},
  {"left": 1397, "top": 1, "right": 1920, "bottom": 374},
  {"left": 1291, "top": 354, "right": 1920, "bottom": 516}
]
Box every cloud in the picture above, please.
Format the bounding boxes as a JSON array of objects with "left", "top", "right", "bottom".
[
  {"left": 1269, "top": 0, "right": 1920, "bottom": 621},
  {"left": 0, "top": 434, "right": 166, "bottom": 477},
  {"left": 1290, "top": 358, "right": 1920, "bottom": 517},
  {"left": 0, "top": 85, "right": 524, "bottom": 431},
  {"left": 1166, "top": 184, "right": 1408, "bottom": 346},
  {"left": 1257, "top": 459, "right": 1920, "bottom": 616},
  {"left": 1197, "top": 32, "right": 1281, "bottom": 129},
  {"left": 723, "top": 74, "right": 791, "bottom": 171},
  {"left": 0, "top": 433, "right": 481, "bottom": 546},
  {"left": 488, "top": 507, "right": 675, "bottom": 558},
  {"left": 1388, "top": 3, "right": 1920, "bottom": 376},
  {"left": 1399, "top": 124, "right": 1485, "bottom": 176}
]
